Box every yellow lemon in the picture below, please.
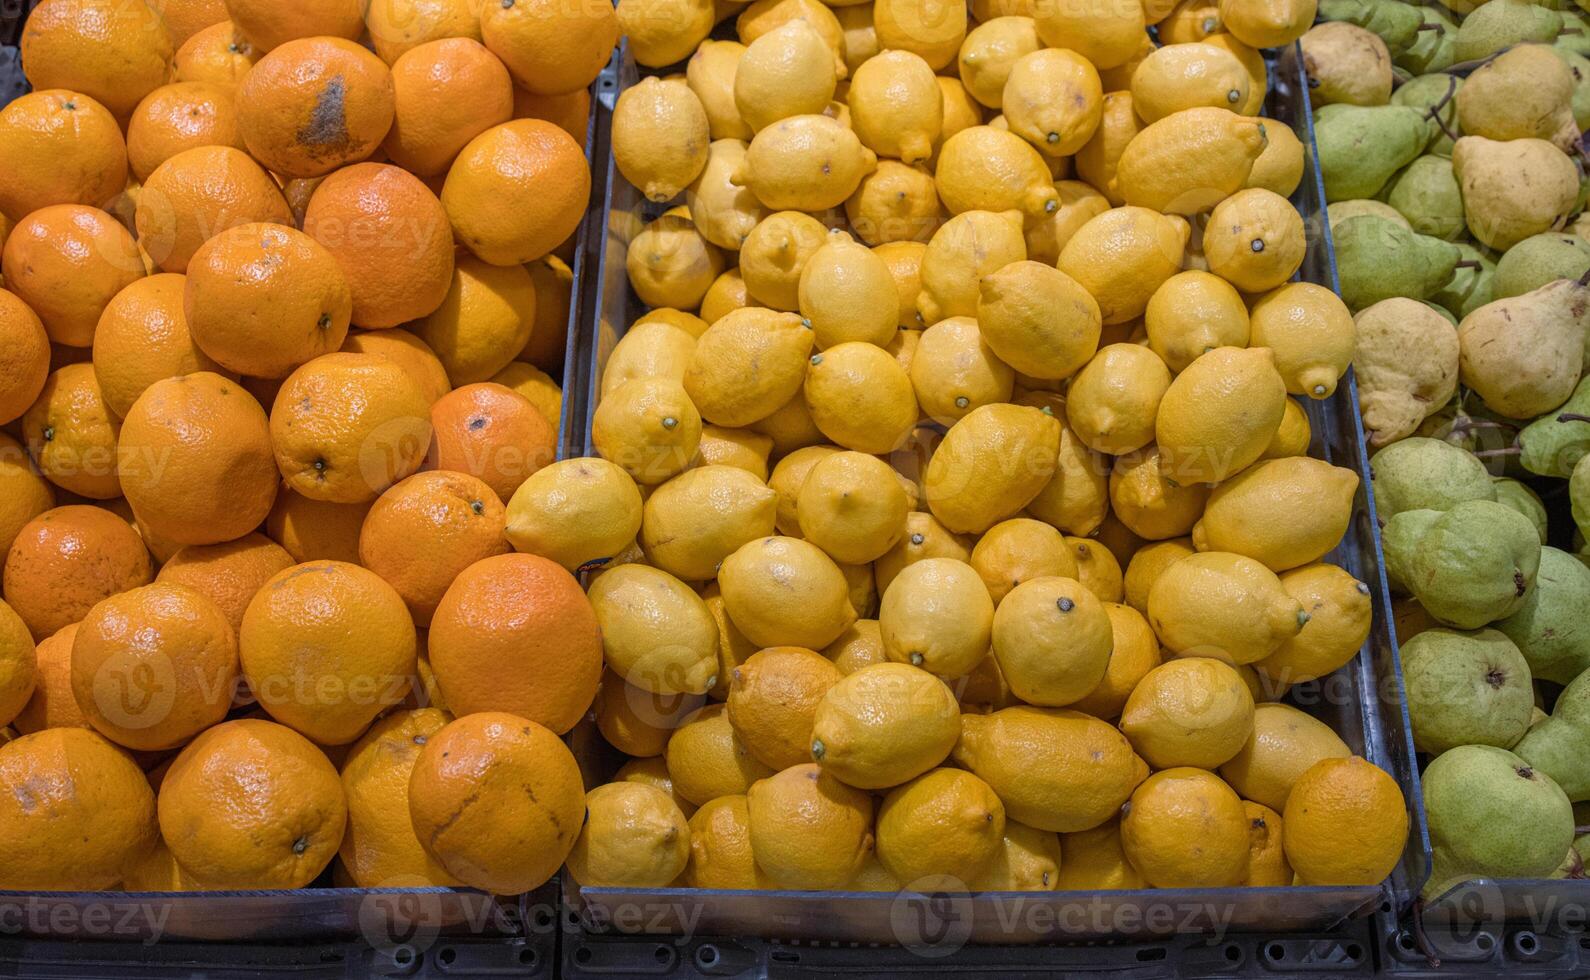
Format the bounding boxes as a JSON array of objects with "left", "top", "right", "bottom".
[
  {"left": 726, "top": 645, "right": 843, "bottom": 770},
  {"left": 566, "top": 782, "right": 690, "bottom": 888},
  {"left": 737, "top": 0, "right": 848, "bottom": 78},
  {"left": 1121, "top": 767, "right": 1249, "bottom": 887},
  {"left": 505, "top": 457, "right": 643, "bottom": 572},
  {"left": 1023, "top": 414, "right": 1111, "bottom": 536},
  {"left": 1064, "top": 344, "right": 1172, "bottom": 456},
  {"left": 1282, "top": 756, "right": 1408, "bottom": 886},
  {"left": 626, "top": 210, "right": 725, "bottom": 311},
  {"left": 702, "top": 584, "right": 757, "bottom": 701},
  {"left": 1248, "top": 281, "right": 1356, "bottom": 399},
  {"left": 797, "top": 451, "right": 910, "bottom": 564},
  {"left": 1253, "top": 563, "right": 1373, "bottom": 687},
  {"left": 700, "top": 269, "right": 755, "bottom": 324},
  {"left": 635, "top": 307, "right": 709, "bottom": 338},
  {"left": 685, "top": 794, "right": 771, "bottom": 888},
  {"left": 848, "top": 49, "right": 943, "bottom": 165},
  {"left": 1261, "top": 397, "right": 1313, "bottom": 460},
  {"left": 719, "top": 535, "right": 858, "bottom": 649},
  {"left": 1057, "top": 819, "right": 1145, "bottom": 889},
  {"left": 695, "top": 424, "right": 774, "bottom": 480},
  {"left": 876, "top": 767, "right": 1005, "bottom": 889},
  {"left": 874, "top": 240, "right": 928, "bottom": 326},
  {"left": 875, "top": 511, "right": 974, "bottom": 594},
  {"left": 1026, "top": 180, "right": 1111, "bottom": 264},
  {"left": 1143, "top": 270, "right": 1251, "bottom": 373},
  {"left": 924, "top": 403, "right": 1061, "bottom": 534},
  {"left": 1191, "top": 456, "right": 1359, "bottom": 571},
  {"left": 992, "top": 576, "right": 1113, "bottom": 706},
  {"left": 687, "top": 40, "right": 753, "bottom": 141},
  {"left": 1146, "top": 551, "right": 1306, "bottom": 664},
  {"left": 1068, "top": 535, "right": 1126, "bottom": 603},
  {"left": 910, "top": 316, "right": 1016, "bottom": 424},
  {"left": 589, "top": 564, "right": 719, "bottom": 694},
  {"left": 740, "top": 210, "right": 830, "bottom": 310},
  {"left": 666, "top": 704, "right": 775, "bottom": 805},
  {"left": 1119, "top": 656, "right": 1256, "bottom": 768},
  {"left": 918, "top": 208, "right": 1027, "bottom": 324},
  {"left": 1074, "top": 92, "right": 1143, "bottom": 207},
  {"left": 1158, "top": 0, "right": 1222, "bottom": 43},
  {"left": 1219, "top": 701, "right": 1351, "bottom": 811},
  {"left": 1058, "top": 206, "right": 1189, "bottom": 324},
  {"left": 613, "top": 76, "right": 710, "bottom": 203},
  {"left": 973, "top": 820, "right": 1063, "bottom": 890},
  {"left": 593, "top": 377, "right": 703, "bottom": 485},
  {"left": 1121, "top": 537, "right": 1196, "bottom": 614},
  {"left": 845, "top": 162, "right": 942, "bottom": 247},
  {"left": 976, "top": 261, "right": 1101, "bottom": 381},
  {"left": 1200, "top": 33, "right": 1269, "bottom": 115},
  {"left": 1154, "top": 346, "right": 1287, "bottom": 484},
  {"left": 797, "top": 232, "right": 900, "bottom": 349},
  {"left": 1002, "top": 48, "right": 1105, "bottom": 157},
  {"left": 738, "top": 114, "right": 878, "bottom": 212},
  {"left": 1219, "top": 0, "right": 1317, "bottom": 49},
  {"left": 824, "top": 619, "right": 887, "bottom": 674},
  {"left": 1204, "top": 187, "right": 1306, "bottom": 293},
  {"left": 641, "top": 465, "right": 779, "bottom": 580},
  {"left": 1110, "top": 446, "right": 1212, "bottom": 541},
  {"left": 1130, "top": 42, "right": 1250, "bottom": 123},
  {"left": 594, "top": 669, "right": 704, "bottom": 758},
  {"left": 1242, "top": 800, "right": 1292, "bottom": 886},
  {"left": 810, "top": 661, "right": 961, "bottom": 789},
  {"left": 622, "top": 0, "right": 714, "bottom": 68},
  {"left": 684, "top": 307, "right": 813, "bottom": 427},
  {"left": 969, "top": 517, "right": 1079, "bottom": 604},
  {"left": 873, "top": 0, "right": 966, "bottom": 70},
  {"left": 748, "top": 392, "right": 827, "bottom": 456},
  {"left": 746, "top": 762, "right": 874, "bottom": 889},
  {"left": 1069, "top": 602, "right": 1162, "bottom": 719},
  {"left": 1116, "top": 107, "right": 1268, "bottom": 215},
  {"left": 768, "top": 443, "right": 842, "bottom": 536},
  {"left": 957, "top": 16, "right": 1043, "bottom": 109},
  {"left": 686, "top": 139, "right": 768, "bottom": 250},
  {"left": 804, "top": 342, "right": 919, "bottom": 453},
  {"left": 880, "top": 557, "right": 994, "bottom": 679},
  {"left": 1033, "top": 0, "right": 1148, "bottom": 70},
  {"left": 734, "top": 20, "right": 837, "bottom": 133},
  {"left": 934, "top": 127, "right": 1060, "bottom": 223},
  {"left": 1246, "top": 118, "right": 1304, "bottom": 195}
]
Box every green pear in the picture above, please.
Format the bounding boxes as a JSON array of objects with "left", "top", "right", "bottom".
[
  {"left": 1422, "top": 744, "right": 1575, "bottom": 900},
  {"left": 1550, "top": 841, "right": 1587, "bottom": 880},
  {"left": 1573, "top": 454, "right": 1590, "bottom": 543},
  {"left": 1423, "top": 301, "right": 1458, "bottom": 325},
  {"left": 1414, "top": 397, "right": 1524, "bottom": 467},
  {"left": 1459, "top": 274, "right": 1590, "bottom": 419},
  {"left": 1456, "top": 44, "right": 1580, "bottom": 151},
  {"left": 1314, "top": 104, "right": 1431, "bottom": 201},
  {"left": 1333, "top": 214, "right": 1461, "bottom": 310},
  {"left": 1327, "top": 198, "right": 1410, "bottom": 232},
  {"left": 1396, "top": 9, "right": 1459, "bottom": 75},
  {"left": 1497, "top": 547, "right": 1590, "bottom": 684},
  {"left": 1320, "top": 0, "right": 1428, "bottom": 53},
  {"left": 1401, "top": 628, "right": 1535, "bottom": 754},
  {"left": 1452, "top": 135, "right": 1581, "bottom": 252},
  {"left": 1386, "top": 155, "right": 1466, "bottom": 240},
  {"left": 1429, "top": 242, "right": 1496, "bottom": 320},
  {"left": 1302, "top": 21, "right": 1395, "bottom": 106},
  {"left": 1382, "top": 500, "right": 1542, "bottom": 627},
  {"left": 1519, "top": 376, "right": 1590, "bottom": 476},
  {"left": 1493, "top": 233, "right": 1590, "bottom": 300},
  {"left": 1559, "top": 9, "right": 1590, "bottom": 59},
  {"left": 1490, "top": 477, "right": 1549, "bottom": 544},
  {"left": 1453, "top": 0, "right": 1564, "bottom": 63},
  {"left": 1370, "top": 436, "right": 1495, "bottom": 521},
  {"left": 1388, "top": 73, "right": 1463, "bottom": 157},
  {"left": 1551, "top": 46, "right": 1590, "bottom": 130},
  {"left": 1515, "top": 667, "right": 1590, "bottom": 801}
]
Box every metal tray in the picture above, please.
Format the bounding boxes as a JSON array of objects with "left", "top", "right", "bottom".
[{"left": 559, "top": 41, "right": 1429, "bottom": 950}]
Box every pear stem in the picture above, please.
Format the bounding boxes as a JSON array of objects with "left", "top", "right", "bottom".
[
  {"left": 1576, "top": 825, "right": 1590, "bottom": 835},
  {"left": 1426, "top": 93, "right": 1461, "bottom": 144},
  {"left": 1577, "top": 266, "right": 1590, "bottom": 288},
  {"left": 1453, "top": 259, "right": 1480, "bottom": 270},
  {"left": 1416, "top": 22, "right": 1442, "bottom": 31},
  {"left": 1560, "top": 413, "right": 1590, "bottom": 424},
  {"left": 1473, "top": 447, "right": 1521, "bottom": 458},
  {"left": 1453, "top": 419, "right": 1518, "bottom": 433},
  {"left": 1410, "top": 898, "right": 1442, "bottom": 969}
]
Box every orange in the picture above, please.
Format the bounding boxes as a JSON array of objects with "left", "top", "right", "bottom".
[
  {"left": 415, "top": 255, "right": 535, "bottom": 385},
  {"left": 22, "top": 363, "right": 124, "bottom": 499},
  {"left": 223, "top": 0, "right": 366, "bottom": 51},
  {"left": 125, "top": 81, "right": 246, "bottom": 182},
  {"left": 12, "top": 623, "right": 87, "bottom": 733},
  {"left": 427, "top": 552, "right": 601, "bottom": 734},
  {"left": 0, "top": 727, "right": 159, "bottom": 889},
  {"left": 158, "top": 717, "right": 347, "bottom": 887},
  {"left": 518, "top": 255, "right": 574, "bottom": 371},
  {"left": 121, "top": 839, "right": 202, "bottom": 892},
  {"left": 514, "top": 87, "right": 592, "bottom": 145},
  {"left": 241, "top": 560, "right": 418, "bottom": 745},
  {"left": 429, "top": 382, "right": 556, "bottom": 502},
  {"left": 0, "top": 599, "right": 34, "bottom": 728},
  {"left": 118, "top": 372, "right": 280, "bottom": 547},
  {"left": 173, "top": 20, "right": 261, "bottom": 92},
  {"left": 2, "top": 204, "right": 144, "bottom": 346},
  {"left": 0, "top": 289, "right": 50, "bottom": 425},
  {"left": 0, "top": 435, "right": 55, "bottom": 561},
  {"left": 20, "top": 0, "right": 174, "bottom": 119},
  {"left": 150, "top": 0, "right": 230, "bottom": 47},
  {"left": 479, "top": 0, "right": 618, "bottom": 95},
  {"left": 384, "top": 38, "right": 514, "bottom": 178},
  {"left": 407, "top": 710, "right": 586, "bottom": 893},
  {"left": 3, "top": 506, "right": 153, "bottom": 640},
  {"left": 359, "top": 470, "right": 510, "bottom": 625},
  {"left": 1282, "top": 755, "right": 1408, "bottom": 886},
  {"left": 156, "top": 532, "right": 294, "bottom": 632},
  {"left": 71, "top": 581, "right": 239, "bottom": 750},
  {"left": 236, "top": 37, "right": 396, "bottom": 178},
  {"left": 594, "top": 668, "right": 704, "bottom": 757},
  {"left": 303, "top": 163, "right": 456, "bottom": 328},
  {"left": 184, "top": 222, "right": 353, "bottom": 378},
  {"left": 266, "top": 489, "right": 372, "bottom": 564},
  {"left": 91, "top": 273, "right": 230, "bottom": 419},
  {"left": 0, "top": 90, "right": 127, "bottom": 223},
  {"left": 341, "top": 329, "right": 453, "bottom": 406},
  {"left": 442, "top": 119, "right": 590, "bottom": 266},
  {"left": 135, "top": 145, "right": 294, "bottom": 273},
  {"left": 339, "top": 707, "right": 462, "bottom": 887},
  {"left": 366, "top": 0, "right": 484, "bottom": 65},
  {"left": 280, "top": 175, "right": 322, "bottom": 226},
  {"left": 269, "top": 352, "right": 433, "bottom": 503}
]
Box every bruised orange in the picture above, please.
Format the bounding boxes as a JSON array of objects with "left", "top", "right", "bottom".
[
  {"left": 0, "top": 90, "right": 127, "bottom": 223},
  {"left": 442, "top": 120, "right": 590, "bottom": 266},
  {"left": 429, "top": 382, "right": 556, "bottom": 503},
  {"left": 383, "top": 38, "right": 514, "bottom": 178},
  {"left": 3, "top": 506, "right": 153, "bottom": 640},
  {"left": 125, "top": 81, "right": 246, "bottom": 182},
  {"left": 236, "top": 37, "right": 396, "bottom": 178},
  {"left": 22, "top": 363, "right": 124, "bottom": 499},
  {"left": 91, "top": 273, "right": 231, "bottom": 419},
  {"left": 20, "top": 0, "right": 174, "bottom": 119},
  {"left": 135, "top": 145, "right": 293, "bottom": 274},
  {"left": 156, "top": 532, "right": 294, "bottom": 632},
  {"left": 2, "top": 205, "right": 144, "bottom": 347}
]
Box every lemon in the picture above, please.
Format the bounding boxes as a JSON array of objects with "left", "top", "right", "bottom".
[
  {"left": 738, "top": 114, "right": 878, "bottom": 212},
  {"left": 734, "top": 20, "right": 838, "bottom": 133},
  {"left": 1242, "top": 801, "right": 1292, "bottom": 886},
  {"left": 1002, "top": 48, "right": 1105, "bottom": 157},
  {"left": 872, "top": 241, "right": 928, "bottom": 327},
  {"left": 1058, "top": 206, "right": 1189, "bottom": 324},
  {"left": 844, "top": 163, "right": 941, "bottom": 249},
  {"left": 687, "top": 140, "right": 768, "bottom": 250},
  {"left": 641, "top": 465, "right": 779, "bottom": 581},
  {"left": 1218, "top": 701, "right": 1351, "bottom": 811},
  {"left": 1026, "top": 180, "right": 1111, "bottom": 265},
  {"left": 1130, "top": 42, "right": 1250, "bottom": 123},
  {"left": 1218, "top": 0, "right": 1315, "bottom": 49},
  {"left": 666, "top": 704, "right": 775, "bottom": 805},
  {"left": 972, "top": 820, "right": 1062, "bottom": 891},
  {"left": 613, "top": 77, "right": 710, "bottom": 203},
  {"left": 974, "top": 261, "right": 1102, "bottom": 383},
  {"left": 615, "top": 756, "right": 696, "bottom": 818},
  {"left": 1282, "top": 756, "right": 1407, "bottom": 887},
  {"left": 1074, "top": 93, "right": 1142, "bottom": 208},
  {"left": 1143, "top": 270, "right": 1250, "bottom": 373},
  {"left": 567, "top": 783, "right": 689, "bottom": 888},
  {"left": 1201, "top": 33, "right": 1269, "bottom": 115},
  {"left": 1253, "top": 563, "right": 1373, "bottom": 687},
  {"left": 749, "top": 391, "right": 826, "bottom": 456},
  {"left": 505, "top": 457, "right": 643, "bottom": 572},
  {"left": 626, "top": 210, "right": 725, "bottom": 311},
  {"left": 789, "top": 453, "right": 904, "bottom": 566},
  {"left": 1095, "top": 31, "right": 1157, "bottom": 93},
  {"left": 1204, "top": 188, "right": 1306, "bottom": 293},
  {"left": 934, "top": 127, "right": 1059, "bottom": 224},
  {"left": 1119, "top": 656, "right": 1256, "bottom": 768},
  {"left": 810, "top": 662, "right": 960, "bottom": 789},
  {"left": 700, "top": 269, "right": 755, "bottom": 325},
  {"left": 1121, "top": 536, "right": 1196, "bottom": 614},
  {"left": 924, "top": 403, "right": 1061, "bottom": 534},
  {"left": 1117, "top": 108, "right": 1268, "bottom": 215},
  {"left": 795, "top": 232, "right": 899, "bottom": 349},
  {"left": 820, "top": 620, "right": 882, "bottom": 675},
  {"left": 848, "top": 855, "right": 902, "bottom": 890},
  {"left": 876, "top": 768, "right": 1004, "bottom": 889},
  {"left": 873, "top": 0, "right": 966, "bottom": 70},
  {"left": 1064, "top": 343, "right": 1171, "bottom": 456},
  {"left": 875, "top": 512, "right": 973, "bottom": 594},
  {"left": 1121, "top": 768, "right": 1249, "bottom": 887},
  {"left": 1057, "top": 819, "right": 1146, "bottom": 890},
  {"left": 848, "top": 49, "right": 942, "bottom": 165},
  {"left": 968, "top": 518, "right": 1079, "bottom": 605},
  {"left": 726, "top": 646, "right": 843, "bottom": 770},
  {"left": 937, "top": 76, "right": 984, "bottom": 146},
  {"left": 696, "top": 425, "right": 774, "bottom": 481},
  {"left": 954, "top": 705, "right": 1148, "bottom": 832},
  {"left": 602, "top": 319, "right": 698, "bottom": 397},
  {"left": 1248, "top": 282, "right": 1356, "bottom": 399},
  {"left": 593, "top": 377, "right": 704, "bottom": 485},
  {"left": 1147, "top": 551, "right": 1306, "bottom": 664},
  {"left": 991, "top": 576, "right": 1113, "bottom": 706},
  {"left": 768, "top": 444, "right": 842, "bottom": 537},
  {"left": 590, "top": 564, "right": 720, "bottom": 695},
  {"left": 1095, "top": 512, "right": 1147, "bottom": 569},
  {"left": 1033, "top": 0, "right": 1147, "bottom": 69},
  {"left": 683, "top": 307, "right": 812, "bottom": 427},
  {"left": 957, "top": 16, "right": 1043, "bottom": 109},
  {"left": 1191, "top": 456, "right": 1359, "bottom": 571},
  {"left": 621, "top": 0, "right": 714, "bottom": 67},
  {"left": 687, "top": 40, "right": 753, "bottom": 141},
  {"left": 908, "top": 316, "right": 1016, "bottom": 425},
  {"left": 1024, "top": 417, "right": 1111, "bottom": 537},
  {"left": 886, "top": 328, "right": 920, "bottom": 377},
  {"left": 736, "top": 0, "right": 848, "bottom": 77},
  {"left": 1158, "top": 0, "right": 1221, "bottom": 43},
  {"left": 746, "top": 763, "right": 874, "bottom": 889},
  {"left": 1109, "top": 446, "right": 1211, "bottom": 541},
  {"left": 918, "top": 209, "right": 1028, "bottom": 325},
  {"left": 685, "top": 795, "right": 771, "bottom": 888},
  {"left": 879, "top": 557, "right": 994, "bottom": 679},
  {"left": 1155, "top": 346, "right": 1287, "bottom": 484},
  {"left": 1069, "top": 602, "right": 1162, "bottom": 719},
  {"left": 836, "top": 5, "right": 878, "bottom": 75},
  {"left": 740, "top": 211, "right": 830, "bottom": 310},
  {"left": 955, "top": 653, "right": 1017, "bottom": 710},
  {"left": 702, "top": 585, "right": 758, "bottom": 701},
  {"left": 635, "top": 307, "right": 709, "bottom": 338},
  {"left": 1067, "top": 535, "right": 1125, "bottom": 603},
  {"left": 1261, "top": 398, "right": 1312, "bottom": 460},
  {"left": 804, "top": 342, "right": 919, "bottom": 454},
  {"left": 719, "top": 535, "right": 858, "bottom": 649},
  {"left": 1246, "top": 119, "right": 1304, "bottom": 195}
]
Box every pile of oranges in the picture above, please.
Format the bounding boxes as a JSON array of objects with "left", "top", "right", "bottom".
[{"left": 0, "top": 0, "right": 619, "bottom": 895}]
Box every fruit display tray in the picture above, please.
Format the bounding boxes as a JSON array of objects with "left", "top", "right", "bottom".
[{"left": 557, "top": 41, "right": 1428, "bottom": 958}]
